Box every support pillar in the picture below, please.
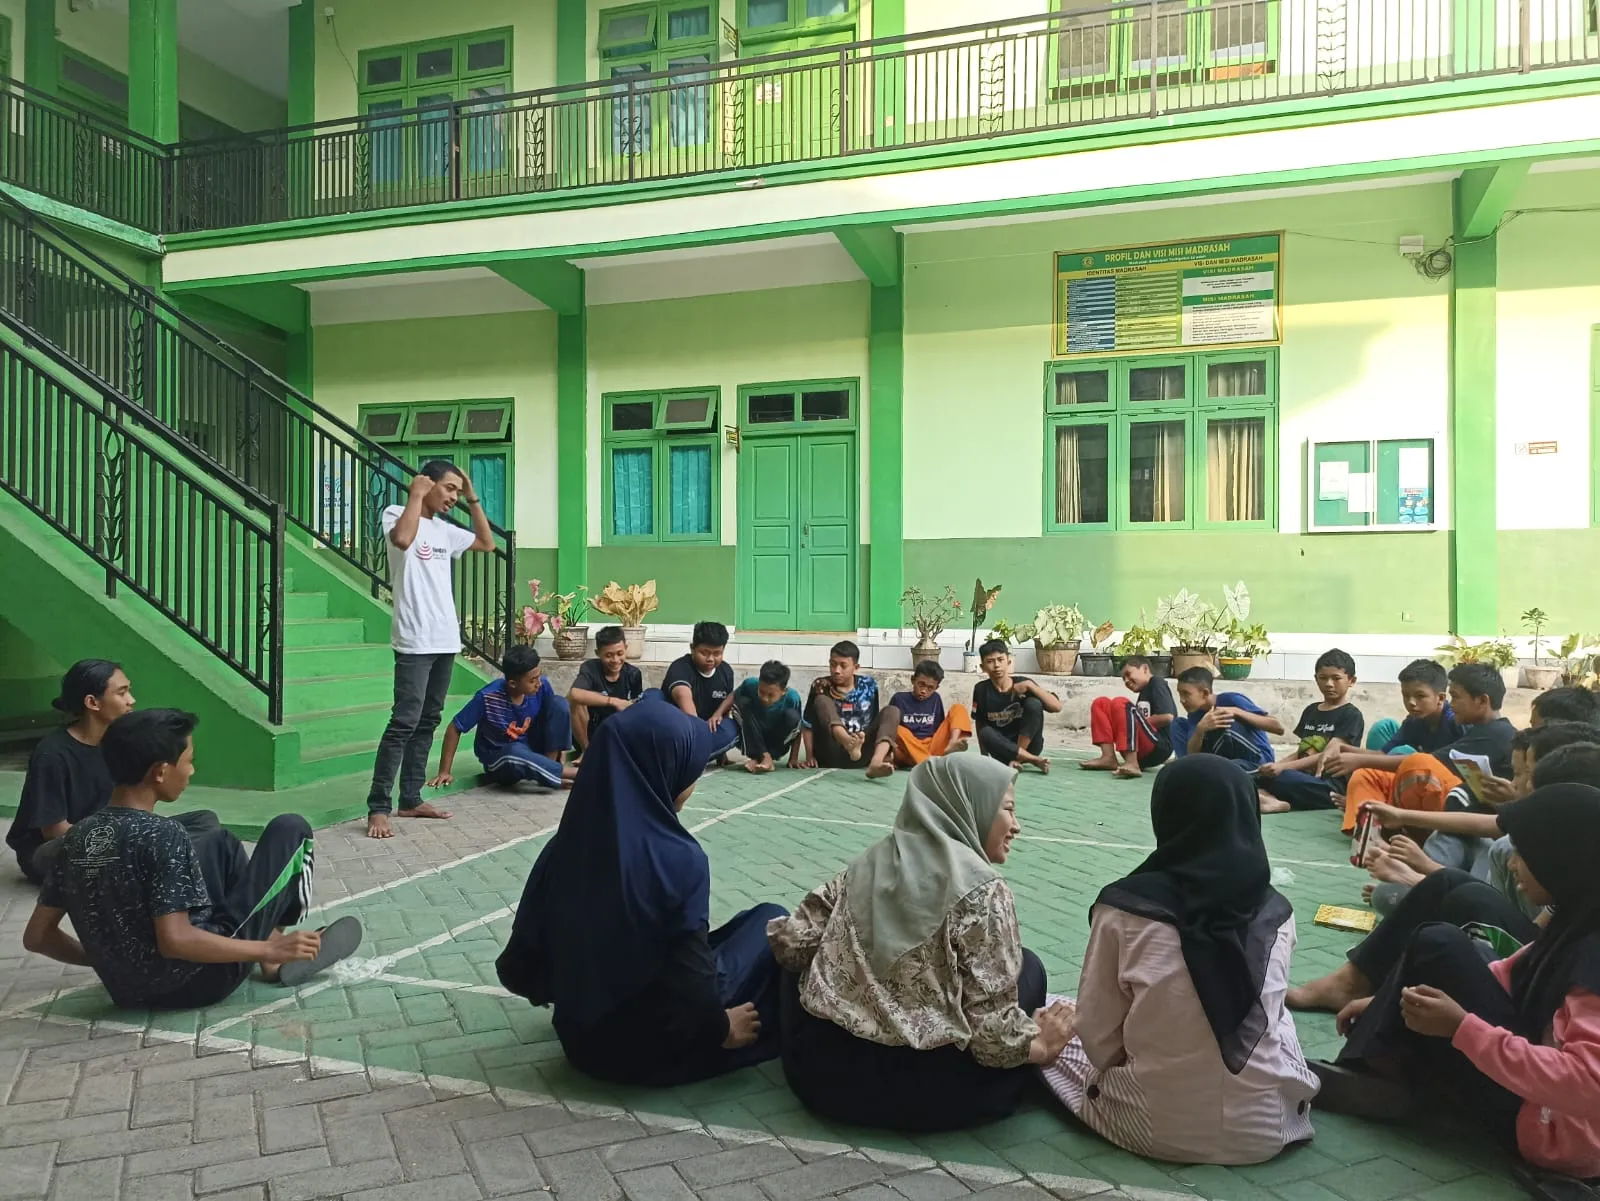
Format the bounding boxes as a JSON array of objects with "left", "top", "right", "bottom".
[
  {"left": 23, "top": 0, "right": 57, "bottom": 96},
  {"left": 556, "top": 282, "right": 588, "bottom": 596},
  {"left": 865, "top": 246, "right": 905, "bottom": 629},
  {"left": 287, "top": 1, "right": 316, "bottom": 126},
  {"left": 556, "top": 0, "right": 587, "bottom": 85},
  {"left": 128, "top": 0, "right": 179, "bottom": 143},
  {"left": 1448, "top": 200, "right": 1500, "bottom": 636}
]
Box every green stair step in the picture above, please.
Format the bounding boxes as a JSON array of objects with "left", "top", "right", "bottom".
[
  {"left": 284, "top": 617, "right": 369, "bottom": 647},
  {"left": 285, "top": 644, "right": 395, "bottom": 679},
  {"left": 284, "top": 591, "right": 330, "bottom": 621},
  {"left": 285, "top": 671, "right": 396, "bottom": 712},
  {"left": 293, "top": 702, "right": 395, "bottom": 753}
]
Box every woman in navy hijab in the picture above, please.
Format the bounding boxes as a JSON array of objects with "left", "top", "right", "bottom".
[{"left": 497, "top": 691, "right": 788, "bottom": 1085}]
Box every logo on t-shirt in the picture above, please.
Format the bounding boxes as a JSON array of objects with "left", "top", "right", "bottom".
[{"left": 415, "top": 542, "right": 438, "bottom": 561}]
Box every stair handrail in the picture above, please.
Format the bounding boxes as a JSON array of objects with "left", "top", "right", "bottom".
[
  {"left": 0, "top": 193, "right": 517, "bottom": 665},
  {"left": 0, "top": 324, "right": 286, "bottom": 722}
]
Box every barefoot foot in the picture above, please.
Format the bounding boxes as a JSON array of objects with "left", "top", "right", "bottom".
[
  {"left": 1286, "top": 962, "right": 1372, "bottom": 1013},
  {"left": 367, "top": 814, "right": 393, "bottom": 839},
  {"left": 1259, "top": 791, "right": 1292, "bottom": 815},
  {"left": 866, "top": 761, "right": 894, "bottom": 780},
  {"left": 844, "top": 732, "right": 865, "bottom": 762},
  {"left": 1112, "top": 763, "right": 1144, "bottom": 779},
  {"left": 948, "top": 736, "right": 971, "bottom": 754},
  {"left": 397, "top": 802, "right": 453, "bottom": 821},
  {"left": 1366, "top": 849, "right": 1425, "bottom": 888},
  {"left": 1387, "top": 835, "right": 1441, "bottom": 877},
  {"left": 1079, "top": 756, "right": 1118, "bottom": 771}
]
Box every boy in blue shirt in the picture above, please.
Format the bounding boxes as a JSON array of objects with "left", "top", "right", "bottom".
[
  {"left": 889, "top": 660, "right": 973, "bottom": 766},
  {"left": 429, "top": 646, "right": 573, "bottom": 791},
  {"left": 1170, "top": 666, "right": 1283, "bottom": 783},
  {"left": 732, "top": 660, "right": 805, "bottom": 773}
]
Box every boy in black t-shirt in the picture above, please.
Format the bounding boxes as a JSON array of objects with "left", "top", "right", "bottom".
[
  {"left": 568, "top": 626, "right": 644, "bottom": 756},
  {"left": 23, "top": 710, "right": 361, "bottom": 1010},
  {"left": 663, "top": 621, "right": 739, "bottom": 765},
  {"left": 972, "top": 639, "right": 1062, "bottom": 773},
  {"left": 1081, "top": 655, "right": 1178, "bottom": 778},
  {"left": 1258, "top": 648, "right": 1366, "bottom": 814}
]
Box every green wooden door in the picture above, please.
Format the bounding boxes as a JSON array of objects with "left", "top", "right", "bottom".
[
  {"left": 739, "top": 436, "right": 799, "bottom": 629},
  {"left": 737, "top": 431, "right": 856, "bottom": 631},
  {"left": 797, "top": 434, "right": 854, "bottom": 628}
]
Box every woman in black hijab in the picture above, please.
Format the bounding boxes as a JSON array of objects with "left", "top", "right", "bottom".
[
  {"left": 1039, "top": 755, "right": 1318, "bottom": 1165},
  {"left": 1319, "top": 784, "right": 1600, "bottom": 1180}
]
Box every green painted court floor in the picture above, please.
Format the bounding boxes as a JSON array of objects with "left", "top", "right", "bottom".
[{"left": 23, "top": 757, "right": 1531, "bottom": 1201}]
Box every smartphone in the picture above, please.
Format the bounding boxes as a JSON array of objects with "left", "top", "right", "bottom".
[{"left": 1350, "top": 804, "right": 1379, "bottom": 868}]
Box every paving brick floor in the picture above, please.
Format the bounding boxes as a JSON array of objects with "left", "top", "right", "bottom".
[{"left": 0, "top": 747, "right": 1533, "bottom": 1201}]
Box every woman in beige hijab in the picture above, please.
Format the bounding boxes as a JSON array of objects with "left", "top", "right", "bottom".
[{"left": 767, "top": 755, "right": 1075, "bottom": 1130}]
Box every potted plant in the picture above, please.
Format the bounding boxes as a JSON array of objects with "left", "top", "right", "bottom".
[
  {"left": 1435, "top": 635, "right": 1520, "bottom": 691},
  {"left": 964, "top": 579, "right": 1002, "bottom": 672},
  {"left": 1555, "top": 633, "right": 1599, "bottom": 688},
  {"left": 902, "top": 584, "right": 962, "bottom": 666},
  {"left": 519, "top": 580, "right": 593, "bottom": 661},
  {"left": 1112, "top": 618, "right": 1170, "bottom": 677},
  {"left": 1028, "top": 603, "right": 1087, "bottom": 675},
  {"left": 1218, "top": 582, "right": 1268, "bottom": 680},
  {"left": 1155, "top": 587, "right": 1224, "bottom": 675},
  {"left": 1521, "top": 608, "right": 1562, "bottom": 691},
  {"left": 1077, "top": 620, "right": 1117, "bottom": 677},
  {"left": 592, "top": 580, "right": 660, "bottom": 660}
]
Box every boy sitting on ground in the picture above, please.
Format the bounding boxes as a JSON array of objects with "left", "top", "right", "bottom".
[
  {"left": 733, "top": 660, "right": 805, "bottom": 774},
  {"left": 888, "top": 660, "right": 973, "bottom": 767},
  {"left": 972, "top": 639, "right": 1062, "bottom": 773},
  {"left": 1322, "top": 659, "right": 1461, "bottom": 831},
  {"left": 1257, "top": 648, "right": 1366, "bottom": 814},
  {"left": 1169, "top": 667, "right": 1283, "bottom": 788},
  {"left": 1335, "top": 663, "right": 1515, "bottom": 835},
  {"left": 568, "top": 626, "right": 644, "bottom": 757},
  {"left": 1530, "top": 685, "right": 1600, "bottom": 728},
  {"left": 801, "top": 641, "right": 901, "bottom": 779},
  {"left": 1360, "top": 731, "right": 1600, "bottom": 921},
  {"left": 431, "top": 645, "right": 573, "bottom": 791},
  {"left": 1080, "top": 655, "right": 1178, "bottom": 779},
  {"left": 22, "top": 710, "right": 361, "bottom": 1009},
  {"left": 663, "top": 621, "right": 739, "bottom": 765}
]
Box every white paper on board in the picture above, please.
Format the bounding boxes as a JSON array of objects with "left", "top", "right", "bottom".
[
  {"left": 1397, "top": 447, "right": 1430, "bottom": 490},
  {"left": 1318, "top": 461, "right": 1349, "bottom": 501},
  {"left": 1346, "top": 473, "right": 1375, "bottom": 513}
]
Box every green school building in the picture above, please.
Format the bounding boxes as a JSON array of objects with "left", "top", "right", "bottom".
[{"left": 0, "top": 0, "right": 1597, "bottom": 795}]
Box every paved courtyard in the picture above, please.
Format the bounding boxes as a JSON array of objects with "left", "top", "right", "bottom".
[{"left": 0, "top": 748, "right": 1532, "bottom": 1201}]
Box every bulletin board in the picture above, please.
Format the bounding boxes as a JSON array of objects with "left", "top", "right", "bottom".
[{"left": 1306, "top": 437, "right": 1437, "bottom": 532}]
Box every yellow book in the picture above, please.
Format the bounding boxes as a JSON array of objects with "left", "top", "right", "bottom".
[{"left": 1314, "top": 904, "right": 1378, "bottom": 933}]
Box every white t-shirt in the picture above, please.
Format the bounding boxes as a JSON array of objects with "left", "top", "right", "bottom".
[{"left": 382, "top": 506, "right": 478, "bottom": 655}]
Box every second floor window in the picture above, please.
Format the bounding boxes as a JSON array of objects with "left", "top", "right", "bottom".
[{"left": 1052, "top": 0, "right": 1273, "bottom": 94}]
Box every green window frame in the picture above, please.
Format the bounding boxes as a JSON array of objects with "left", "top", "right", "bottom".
[
  {"left": 601, "top": 388, "right": 722, "bottom": 545},
  {"left": 1048, "top": 0, "right": 1276, "bottom": 95},
  {"left": 736, "top": 379, "right": 859, "bottom": 434},
  {"left": 1043, "top": 350, "right": 1277, "bottom": 533},
  {"left": 357, "top": 399, "right": 516, "bottom": 527},
  {"left": 737, "top": 0, "right": 857, "bottom": 47}
]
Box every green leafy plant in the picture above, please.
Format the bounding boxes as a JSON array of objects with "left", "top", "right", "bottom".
[
  {"left": 592, "top": 580, "right": 659, "bottom": 627},
  {"left": 1223, "top": 622, "right": 1271, "bottom": 658},
  {"left": 1522, "top": 607, "right": 1551, "bottom": 663},
  {"left": 988, "top": 618, "right": 1024, "bottom": 645},
  {"left": 1116, "top": 620, "right": 1166, "bottom": 657},
  {"left": 1435, "top": 636, "right": 1517, "bottom": 669},
  {"left": 967, "top": 579, "right": 1002, "bottom": 653},
  {"left": 1031, "top": 604, "right": 1088, "bottom": 649},
  {"left": 901, "top": 585, "right": 962, "bottom": 643},
  {"left": 1556, "top": 633, "right": 1600, "bottom": 687},
  {"left": 1155, "top": 588, "right": 1225, "bottom": 651}
]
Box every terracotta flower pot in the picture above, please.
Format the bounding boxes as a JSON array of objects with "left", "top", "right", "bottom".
[
  {"left": 1034, "top": 641, "right": 1078, "bottom": 675},
  {"left": 622, "top": 626, "right": 647, "bottom": 660},
  {"left": 1170, "top": 648, "right": 1218, "bottom": 675},
  {"left": 552, "top": 625, "right": 590, "bottom": 661},
  {"left": 911, "top": 638, "right": 941, "bottom": 667}
]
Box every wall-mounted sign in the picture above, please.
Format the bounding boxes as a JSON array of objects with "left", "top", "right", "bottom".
[{"left": 1054, "top": 233, "right": 1283, "bottom": 359}]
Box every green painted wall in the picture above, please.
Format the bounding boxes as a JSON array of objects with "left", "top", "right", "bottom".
[
  {"left": 906, "top": 532, "right": 1451, "bottom": 635},
  {"left": 313, "top": 311, "right": 560, "bottom": 547},
  {"left": 0, "top": 617, "right": 61, "bottom": 731},
  {"left": 1497, "top": 529, "right": 1600, "bottom": 634},
  {"left": 590, "top": 545, "right": 736, "bottom": 625}
]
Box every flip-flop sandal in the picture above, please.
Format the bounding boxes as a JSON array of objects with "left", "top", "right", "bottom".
[{"left": 279, "top": 915, "right": 364, "bottom": 987}]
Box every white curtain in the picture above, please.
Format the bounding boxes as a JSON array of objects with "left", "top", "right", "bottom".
[{"left": 1207, "top": 416, "right": 1265, "bottom": 521}]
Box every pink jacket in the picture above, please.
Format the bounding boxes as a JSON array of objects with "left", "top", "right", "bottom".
[{"left": 1452, "top": 949, "right": 1600, "bottom": 1177}]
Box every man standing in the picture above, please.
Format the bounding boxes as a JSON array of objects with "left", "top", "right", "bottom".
[{"left": 367, "top": 462, "right": 495, "bottom": 839}]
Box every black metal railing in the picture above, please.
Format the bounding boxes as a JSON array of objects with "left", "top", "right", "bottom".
[
  {"left": 0, "top": 77, "right": 168, "bottom": 233},
  {"left": 0, "top": 332, "right": 285, "bottom": 720},
  {"left": 163, "top": 0, "right": 1600, "bottom": 231},
  {"left": 0, "top": 195, "right": 518, "bottom": 667}
]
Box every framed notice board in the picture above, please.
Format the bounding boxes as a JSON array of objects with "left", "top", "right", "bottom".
[
  {"left": 1054, "top": 233, "right": 1283, "bottom": 359},
  {"left": 1306, "top": 437, "right": 1438, "bottom": 532}
]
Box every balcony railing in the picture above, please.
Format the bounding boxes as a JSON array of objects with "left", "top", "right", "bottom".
[{"left": 4, "top": 0, "right": 1598, "bottom": 237}]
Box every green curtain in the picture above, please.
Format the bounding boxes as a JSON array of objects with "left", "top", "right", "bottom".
[
  {"left": 469, "top": 452, "right": 507, "bottom": 527},
  {"left": 612, "top": 446, "right": 654, "bottom": 536},
  {"left": 668, "top": 444, "right": 711, "bottom": 535}
]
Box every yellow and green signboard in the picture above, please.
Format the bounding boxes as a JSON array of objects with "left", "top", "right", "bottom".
[{"left": 1054, "top": 233, "right": 1283, "bottom": 358}]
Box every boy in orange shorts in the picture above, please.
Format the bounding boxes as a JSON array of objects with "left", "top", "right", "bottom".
[
  {"left": 889, "top": 661, "right": 972, "bottom": 767},
  {"left": 1329, "top": 662, "right": 1515, "bottom": 833}
]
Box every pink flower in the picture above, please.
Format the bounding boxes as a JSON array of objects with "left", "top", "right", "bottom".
[
  {"left": 550, "top": 615, "right": 565, "bottom": 635},
  {"left": 528, "top": 579, "right": 542, "bottom": 602}
]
